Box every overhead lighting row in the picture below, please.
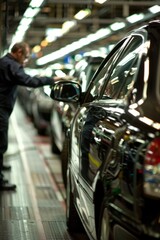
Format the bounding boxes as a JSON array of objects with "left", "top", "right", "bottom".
[
  {"left": 9, "top": 2, "right": 92, "bottom": 51},
  {"left": 36, "top": 5, "right": 160, "bottom": 66},
  {"left": 8, "top": 0, "right": 111, "bottom": 52},
  {"left": 8, "top": 2, "right": 160, "bottom": 66},
  {"left": 9, "top": 0, "right": 45, "bottom": 49}
]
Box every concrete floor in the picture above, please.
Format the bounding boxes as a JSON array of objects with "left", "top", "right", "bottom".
[{"left": 0, "top": 100, "right": 88, "bottom": 240}]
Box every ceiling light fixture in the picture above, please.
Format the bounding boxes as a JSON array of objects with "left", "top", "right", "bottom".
[
  {"left": 33, "top": 45, "right": 41, "bottom": 53},
  {"left": 19, "top": 17, "right": 33, "bottom": 26},
  {"left": 110, "top": 22, "right": 126, "bottom": 31},
  {"left": 23, "top": 7, "right": 40, "bottom": 18},
  {"left": 29, "top": 0, "right": 45, "bottom": 8},
  {"left": 10, "top": 18, "right": 33, "bottom": 46},
  {"left": 45, "top": 28, "right": 63, "bottom": 42},
  {"left": 8, "top": 0, "right": 45, "bottom": 50},
  {"left": 62, "top": 20, "right": 77, "bottom": 34},
  {"left": 95, "top": 0, "right": 107, "bottom": 4},
  {"left": 127, "top": 13, "right": 144, "bottom": 23},
  {"left": 40, "top": 39, "right": 48, "bottom": 47},
  {"left": 149, "top": 5, "right": 160, "bottom": 14},
  {"left": 74, "top": 9, "right": 91, "bottom": 20}
]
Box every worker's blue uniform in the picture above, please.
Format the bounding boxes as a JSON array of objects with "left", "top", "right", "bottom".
[{"left": 0, "top": 53, "right": 54, "bottom": 183}]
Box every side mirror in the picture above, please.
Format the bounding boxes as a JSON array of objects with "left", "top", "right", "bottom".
[{"left": 50, "top": 80, "right": 81, "bottom": 103}]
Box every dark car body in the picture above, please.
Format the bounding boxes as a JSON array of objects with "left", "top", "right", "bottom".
[
  {"left": 50, "top": 20, "right": 160, "bottom": 239},
  {"left": 18, "top": 65, "right": 72, "bottom": 135},
  {"left": 50, "top": 56, "right": 104, "bottom": 154},
  {"left": 50, "top": 56, "right": 104, "bottom": 187}
]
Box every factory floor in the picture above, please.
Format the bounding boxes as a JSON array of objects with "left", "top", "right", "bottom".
[{"left": 0, "top": 100, "right": 88, "bottom": 240}]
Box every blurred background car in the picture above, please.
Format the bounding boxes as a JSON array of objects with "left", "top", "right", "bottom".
[
  {"left": 50, "top": 20, "right": 160, "bottom": 240},
  {"left": 18, "top": 85, "right": 53, "bottom": 135},
  {"left": 30, "top": 85, "right": 54, "bottom": 135},
  {"left": 17, "top": 86, "right": 33, "bottom": 118},
  {"left": 18, "top": 64, "right": 72, "bottom": 135}
]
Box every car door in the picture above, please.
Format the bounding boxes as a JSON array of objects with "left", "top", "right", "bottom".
[{"left": 73, "top": 32, "right": 147, "bottom": 234}]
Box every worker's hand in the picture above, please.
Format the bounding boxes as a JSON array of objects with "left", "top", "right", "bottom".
[
  {"left": 53, "top": 76, "right": 62, "bottom": 81},
  {"left": 61, "top": 75, "right": 74, "bottom": 80},
  {"left": 53, "top": 75, "right": 74, "bottom": 82}
]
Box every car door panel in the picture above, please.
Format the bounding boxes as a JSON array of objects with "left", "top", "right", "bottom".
[
  {"left": 71, "top": 100, "right": 125, "bottom": 233},
  {"left": 66, "top": 29, "right": 152, "bottom": 239}
]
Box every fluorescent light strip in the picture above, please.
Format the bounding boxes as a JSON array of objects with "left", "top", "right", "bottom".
[
  {"left": 24, "top": 7, "right": 40, "bottom": 18},
  {"left": 19, "top": 17, "right": 33, "bottom": 26},
  {"left": 149, "top": 5, "right": 160, "bottom": 13},
  {"left": 9, "top": 0, "right": 43, "bottom": 49},
  {"left": 37, "top": 28, "right": 111, "bottom": 65},
  {"left": 127, "top": 13, "right": 144, "bottom": 23},
  {"left": 95, "top": 0, "right": 107, "bottom": 4},
  {"left": 74, "top": 9, "right": 91, "bottom": 20},
  {"left": 29, "top": 0, "right": 45, "bottom": 8},
  {"left": 110, "top": 22, "right": 126, "bottom": 31}
]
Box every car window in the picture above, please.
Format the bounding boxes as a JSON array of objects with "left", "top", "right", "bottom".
[
  {"left": 88, "top": 51, "right": 121, "bottom": 100},
  {"left": 85, "top": 38, "right": 130, "bottom": 102},
  {"left": 83, "top": 39, "right": 128, "bottom": 102},
  {"left": 81, "top": 63, "right": 102, "bottom": 92},
  {"left": 102, "top": 36, "right": 143, "bottom": 100}
]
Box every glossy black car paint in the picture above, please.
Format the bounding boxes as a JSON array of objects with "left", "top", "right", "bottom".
[
  {"left": 50, "top": 56, "right": 104, "bottom": 187},
  {"left": 50, "top": 21, "right": 160, "bottom": 240},
  {"left": 50, "top": 56, "right": 104, "bottom": 154}
]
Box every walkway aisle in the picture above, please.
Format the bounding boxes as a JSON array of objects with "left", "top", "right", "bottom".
[{"left": 0, "top": 100, "right": 71, "bottom": 240}]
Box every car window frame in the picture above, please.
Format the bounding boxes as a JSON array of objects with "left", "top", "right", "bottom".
[
  {"left": 83, "top": 37, "right": 130, "bottom": 103},
  {"left": 83, "top": 31, "right": 148, "bottom": 104},
  {"left": 100, "top": 34, "right": 145, "bottom": 101}
]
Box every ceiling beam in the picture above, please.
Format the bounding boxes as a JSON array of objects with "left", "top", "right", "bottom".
[
  {"left": 33, "top": 16, "right": 117, "bottom": 25},
  {"left": 47, "top": 0, "right": 160, "bottom": 6}
]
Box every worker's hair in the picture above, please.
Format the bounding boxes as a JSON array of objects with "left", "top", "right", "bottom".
[{"left": 11, "top": 42, "right": 30, "bottom": 54}]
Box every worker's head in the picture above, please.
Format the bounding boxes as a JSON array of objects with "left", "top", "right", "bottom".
[{"left": 10, "top": 42, "right": 30, "bottom": 66}]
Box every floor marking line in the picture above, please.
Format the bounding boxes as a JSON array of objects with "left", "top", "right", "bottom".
[{"left": 11, "top": 111, "right": 47, "bottom": 240}]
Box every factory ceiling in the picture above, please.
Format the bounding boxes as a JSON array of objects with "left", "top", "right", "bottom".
[{"left": 0, "top": 0, "right": 160, "bottom": 67}]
